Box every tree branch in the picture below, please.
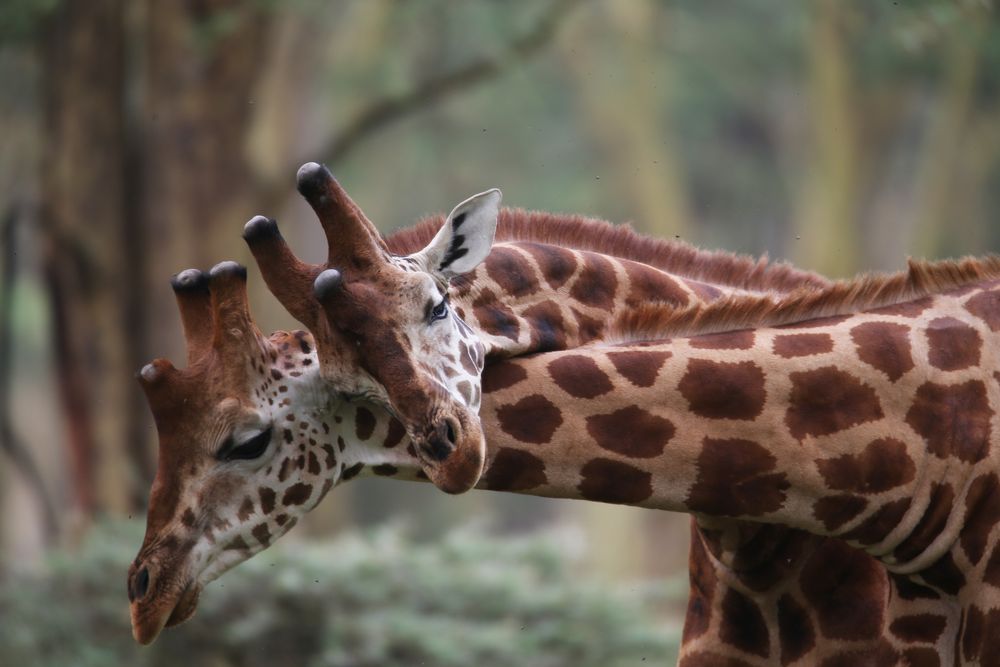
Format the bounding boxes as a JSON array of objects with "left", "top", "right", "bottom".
[{"left": 254, "top": 0, "right": 583, "bottom": 212}]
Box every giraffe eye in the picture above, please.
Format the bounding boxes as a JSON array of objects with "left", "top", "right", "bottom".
[
  {"left": 218, "top": 426, "right": 273, "bottom": 462},
  {"left": 429, "top": 300, "right": 448, "bottom": 323}
]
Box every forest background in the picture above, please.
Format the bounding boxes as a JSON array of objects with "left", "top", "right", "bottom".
[{"left": 1, "top": 1, "right": 999, "bottom": 664}]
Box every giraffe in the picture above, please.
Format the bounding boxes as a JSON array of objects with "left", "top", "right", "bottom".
[
  {"left": 242, "top": 161, "right": 825, "bottom": 495},
  {"left": 128, "top": 252, "right": 1000, "bottom": 666}
]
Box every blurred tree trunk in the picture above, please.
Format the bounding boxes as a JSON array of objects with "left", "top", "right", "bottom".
[
  {"left": 40, "top": 0, "right": 130, "bottom": 517},
  {"left": 792, "top": 0, "right": 860, "bottom": 278},
  {"left": 912, "top": 17, "right": 987, "bottom": 258},
  {"left": 143, "top": 1, "right": 271, "bottom": 363}
]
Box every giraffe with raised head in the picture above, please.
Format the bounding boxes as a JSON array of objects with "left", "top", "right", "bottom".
[
  {"left": 128, "top": 249, "right": 1000, "bottom": 665},
  {"left": 241, "top": 162, "right": 825, "bottom": 494}
]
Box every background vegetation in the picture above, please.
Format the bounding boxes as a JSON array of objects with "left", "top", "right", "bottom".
[{"left": 1, "top": 0, "right": 999, "bottom": 664}]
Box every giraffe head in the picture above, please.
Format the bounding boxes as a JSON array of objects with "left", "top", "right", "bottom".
[
  {"left": 127, "top": 263, "right": 341, "bottom": 644},
  {"left": 243, "top": 162, "right": 500, "bottom": 494}
]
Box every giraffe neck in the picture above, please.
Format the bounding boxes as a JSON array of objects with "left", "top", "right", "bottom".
[{"left": 451, "top": 241, "right": 755, "bottom": 358}]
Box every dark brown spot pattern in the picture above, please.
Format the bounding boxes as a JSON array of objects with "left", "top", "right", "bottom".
[
  {"left": 895, "top": 483, "right": 955, "bottom": 563},
  {"left": 570, "top": 254, "right": 617, "bottom": 310},
  {"left": 482, "top": 362, "right": 528, "bottom": 394},
  {"left": 961, "top": 473, "right": 1000, "bottom": 565},
  {"left": 801, "top": 545, "right": 886, "bottom": 640},
  {"left": 586, "top": 406, "right": 674, "bottom": 458},
  {"left": 842, "top": 498, "right": 911, "bottom": 545},
  {"left": 521, "top": 242, "right": 578, "bottom": 290},
  {"left": 522, "top": 300, "right": 568, "bottom": 353},
  {"left": 773, "top": 333, "right": 833, "bottom": 359},
  {"left": 687, "top": 438, "right": 789, "bottom": 517},
  {"left": 926, "top": 317, "right": 982, "bottom": 371},
  {"left": 258, "top": 487, "right": 276, "bottom": 514},
  {"left": 786, "top": 367, "right": 883, "bottom": 441},
  {"left": 965, "top": 288, "right": 1000, "bottom": 331},
  {"left": 816, "top": 438, "right": 916, "bottom": 494},
  {"left": 383, "top": 418, "right": 406, "bottom": 448},
  {"left": 678, "top": 360, "right": 766, "bottom": 420},
  {"left": 481, "top": 447, "right": 547, "bottom": 491},
  {"left": 719, "top": 588, "right": 769, "bottom": 658},
  {"left": 690, "top": 330, "right": 755, "bottom": 350},
  {"left": 578, "top": 458, "right": 653, "bottom": 504},
  {"left": 606, "top": 350, "right": 670, "bottom": 388},
  {"left": 623, "top": 262, "right": 688, "bottom": 308},
  {"left": 281, "top": 483, "right": 312, "bottom": 506},
  {"left": 778, "top": 594, "right": 815, "bottom": 666},
  {"left": 813, "top": 494, "right": 868, "bottom": 532},
  {"left": 355, "top": 406, "right": 375, "bottom": 441},
  {"left": 547, "top": 354, "right": 613, "bottom": 399},
  {"left": 496, "top": 394, "right": 563, "bottom": 444},
  {"left": 906, "top": 380, "right": 992, "bottom": 463},
  {"left": 889, "top": 614, "right": 947, "bottom": 643},
  {"left": 850, "top": 321, "right": 914, "bottom": 382},
  {"left": 485, "top": 247, "right": 539, "bottom": 297}
]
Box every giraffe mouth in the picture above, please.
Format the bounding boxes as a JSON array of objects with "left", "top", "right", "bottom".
[
  {"left": 415, "top": 413, "right": 485, "bottom": 494},
  {"left": 131, "top": 580, "right": 201, "bottom": 645}
]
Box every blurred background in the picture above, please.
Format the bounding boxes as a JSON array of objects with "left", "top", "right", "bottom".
[{"left": 2, "top": 0, "right": 1000, "bottom": 664}]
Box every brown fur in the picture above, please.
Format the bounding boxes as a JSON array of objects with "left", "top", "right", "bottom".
[
  {"left": 386, "top": 209, "right": 829, "bottom": 293},
  {"left": 605, "top": 256, "right": 1000, "bottom": 344}
]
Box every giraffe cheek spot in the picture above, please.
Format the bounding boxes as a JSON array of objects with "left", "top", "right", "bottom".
[
  {"left": 281, "top": 482, "right": 312, "bottom": 506},
  {"left": 481, "top": 448, "right": 547, "bottom": 492},
  {"left": 547, "top": 354, "right": 613, "bottom": 399},
  {"left": 577, "top": 458, "right": 653, "bottom": 504},
  {"left": 355, "top": 407, "right": 376, "bottom": 441},
  {"left": 585, "top": 406, "right": 673, "bottom": 458},
  {"left": 251, "top": 523, "right": 271, "bottom": 547},
  {"left": 496, "top": 394, "right": 562, "bottom": 444},
  {"left": 678, "top": 360, "right": 766, "bottom": 421},
  {"left": 926, "top": 316, "right": 982, "bottom": 371},
  {"left": 785, "top": 367, "right": 883, "bottom": 441}
]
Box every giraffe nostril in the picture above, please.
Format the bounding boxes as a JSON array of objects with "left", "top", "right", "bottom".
[
  {"left": 133, "top": 566, "right": 150, "bottom": 601},
  {"left": 444, "top": 419, "right": 457, "bottom": 447}
]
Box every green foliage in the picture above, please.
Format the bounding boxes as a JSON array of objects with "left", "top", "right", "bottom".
[
  {"left": 0, "top": 521, "right": 680, "bottom": 667},
  {"left": 0, "top": 0, "right": 59, "bottom": 44}
]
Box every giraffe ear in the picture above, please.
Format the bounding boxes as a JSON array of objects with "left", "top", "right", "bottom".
[{"left": 416, "top": 189, "right": 501, "bottom": 279}]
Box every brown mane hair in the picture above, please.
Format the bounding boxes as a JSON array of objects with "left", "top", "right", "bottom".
[
  {"left": 603, "top": 255, "right": 1000, "bottom": 344},
  {"left": 385, "top": 208, "right": 829, "bottom": 293}
]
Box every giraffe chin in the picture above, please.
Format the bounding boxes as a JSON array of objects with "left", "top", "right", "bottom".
[
  {"left": 419, "top": 420, "right": 486, "bottom": 494},
  {"left": 131, "top": 583, "right": 201, "bottom": 645}
]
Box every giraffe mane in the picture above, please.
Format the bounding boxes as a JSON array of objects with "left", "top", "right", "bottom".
[
  {"left": 386, "top": 208, "right": 829, "bottom": 293},
  {"left": 602, "top": 255, "right": 1000, "bottom": 344}
]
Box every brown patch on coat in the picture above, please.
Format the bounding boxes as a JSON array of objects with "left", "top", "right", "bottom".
[
  {"left": 678, "top": 360, "right": 766, "bottom": 420},
  {"left": 813, "top": 494, "right": 868, "bottom": 531},
  {"left": 889, "top": 614, "right": 947, "bottom": 643},
  {"left": 786, "top": 367, "right": 883, "bottom": 441},
  {"left": 778, "top": 594, "right": 815, "bottom": 666},
  {"left": 961, "top": 473, "right": 1000, "bottom": 565},
  {"left": 586, "top": 406, "right": 674, "bottom": 458},
  {"left": 894, "top": 483, "right": 955, "bottom": 562},
  {"left": 577, "top": 458, "right": 653, "bottom": 504},
  {"left": 570, "top": 253, "right": 618, "bottom": 310},
  {"left": 547, "top": 354, "right": 614, "bottom": 398},
  {"left": 485, "top": 246, "right": 539, "bottom": 297},
  {"left": 686, "top": 438, "right": 789, "bottom": 517},
  {"left": 850, "top": 321, "right": 914, "bottom": 381},
  {"left": 964, "top": 288, "right": 1000, "bottom": 331},
  {"left": 842, "top": 498, "right": 911, "bottom": 545},
  {"left": 481, "top": 447, "right": 547, "bottom": 492},
  {"left": 719, "top": 588, "right": 770, "bottom": 658},
  {"left": 689, "top": 329, "right": 755, "bottom": 350},
  {"left": 522, "top": 300, "right": 568, "bottom": 353},
  {"left": 355, "top": 406, "right": 376, "bottom": 441},
  {"left": 906, "top": 380, "right": 992, "bottom": 463},
  {"left": 481, "top": 362, "right": 528, "bottom": 394},
  {"left": 606, "top": 350, "right": 670, "bottom": 388},
  {"left": 773, "top": 333, "right": 833, "bottom": 359},
  {"left": 800, "top": 545, "right": 886, "bottom": 640},
  {"left": 816, "top": 438, "right": 916, "bottom": 493},
  {"left": 519, "top": 242, "right": 578, "bottom": 290},
  {"left": 926, "top": 316, "right": 982, "bottom": 371},
  {"left": 495, "top": 394, "right": 563, "bottom": 444}
]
